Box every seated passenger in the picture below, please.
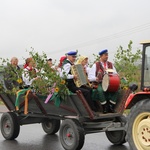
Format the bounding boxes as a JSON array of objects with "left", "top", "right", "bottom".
[
  {"left": 60, "top": 50, "right": 97, "bottom": 112},
  {"left": 4, "top": 57, "right": 23, "bottom": 90},
  {"left": 47, "top": 58, "right": 60, "bottom": 73},
  {"left": 88, "top": 49, "right": 119, "bottom": 113},
  {"left": 47, "top": 58, "right": 53, "bottom": 68},
  {"left": 22, "top": 57, "right": 39, "bottom": 87},
  {"left": 76, "top": 56, "right": 101, "bottom": 111},
  {"left": 57, "top": 56, "right": 67, "bottom": 74},
  {"left": 76, "top": 55, "right": 89, "bottom": 74}
]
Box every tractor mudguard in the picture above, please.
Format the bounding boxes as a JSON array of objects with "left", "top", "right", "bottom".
[{"left": 125, "top": 91, "right": 150, "bottom": 109}]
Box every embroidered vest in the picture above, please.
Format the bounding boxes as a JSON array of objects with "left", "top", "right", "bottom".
[{"left": 95, "top": 61, "right": 113, "bottom": 82}]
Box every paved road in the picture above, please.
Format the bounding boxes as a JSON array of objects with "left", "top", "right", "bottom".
[
  {"left": 0, "top": 105, "right": 8, "bottom": 113},
  {"left": 0, "top": 123, "right": 130, "bottom": 150},
  {"left": 0, "top": 105, "right": 130, "bottom": 150}
]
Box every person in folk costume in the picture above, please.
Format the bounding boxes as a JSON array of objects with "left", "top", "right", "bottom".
[
  {"left": 75, "top": 55, "right": 93, "bottom": 87},
  {"left": 76, "top": 56, "right": 90, "bottom": 74},
  {"left": 88, "top": 49, "right": 119, "bottom": 113},
  {"left": 4, "top": 57, "right": 23, "bottom": 90},
  {"left": 22, "top": 57, "right": 39, "bottom": 86},
  {"left": 46, "top": 58, "right": 56, "bottom": 71},
  {"left": 76, "top": 56, "right": 92, "bottom": 87},
  {"left": 47, "top": 57, "right": 65, "bottom": 74},
  {"left": 47, "top": 58, "right": 53, "bottom": 68},
  {"left": 60, "top": 51, "right": 97, "bottom": 112},
  {"left": 76, "top": 56, "right": 101, "bottom": 111},
  {"left": 56, "top": 56, "right": 67, "bottom": 74}
]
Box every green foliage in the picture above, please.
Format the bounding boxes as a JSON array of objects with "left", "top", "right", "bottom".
[
  {"left": 114, "top": 40, "right": 142, "bottom": 87},
  {"left": 28, "top": 49, "right": 70, "bottom": 97},
  {"left": 0, "top": 66, "right": 4, "bottom": 72},
  {"left": 0, "top": 58, "right": 23, "bottom": 93},
  {"left": 88, "top": 54, "right": 99, "bottom": 67},
  {"left": 0, "top": 49, "right": 70, "bottom": 102}
]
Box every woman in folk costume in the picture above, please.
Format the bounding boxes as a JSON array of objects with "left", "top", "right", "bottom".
[
  {"left": 76, "top": 55, "right": 93, "bottom": 87},
  {"left": 88, "top": 49, "right": 120, "bottom": 113},
  {"left": 56, "top": 56, "right": 67, "bottom": 74},
  {"left": 22, "top": 57, "right": 39, "bottom": 86},
  {"left": 76, "top": 56, "right": 101, "bottom": 111},
  {"left": 76, "top": 56, "right": 90, "bottom": 74}
]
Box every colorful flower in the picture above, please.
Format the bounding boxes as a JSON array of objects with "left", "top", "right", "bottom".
[
  {"left": 17, "top": 78, "right": 23, "bottom": 84},
  {"left": 60, "top": 80, "right": 65, "bottom": 84},
  {"left": 55, "top": 87, "right": 59, "bottom": 93},
  {"left": 123, "top": 86, "right": 128, "bottom": 90}
]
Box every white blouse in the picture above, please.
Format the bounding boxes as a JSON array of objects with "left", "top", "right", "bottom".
[
  {"left": 88, "top": 62, "right": 117, "bottom": 82},
  {"left": 22, "top": 68, "right": 38, "bottom": 86}
]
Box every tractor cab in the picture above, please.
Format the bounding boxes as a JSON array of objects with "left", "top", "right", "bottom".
[{"left": 141, "top": 41, "right": 150, "bottom": 90}]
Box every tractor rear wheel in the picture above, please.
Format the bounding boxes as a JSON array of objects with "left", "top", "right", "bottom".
[{"left": 127, "top": 99, "right": 150, "bottom": 150}]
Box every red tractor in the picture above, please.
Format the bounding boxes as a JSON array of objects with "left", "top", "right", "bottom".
[{"left": 125, "top": 41, "right": 150, "bottom": 150}]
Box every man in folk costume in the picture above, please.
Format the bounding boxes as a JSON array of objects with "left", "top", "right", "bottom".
[
  {"left": 60, "top": 50, "right": 97, "bottom": 112},
  {"left": 88, "top": 49, "right": 119, "bottom": 113}
]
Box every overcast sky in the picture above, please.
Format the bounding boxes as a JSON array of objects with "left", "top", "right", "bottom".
[{"left": 0, "top": 0, "right": 150, "bottom": 64}]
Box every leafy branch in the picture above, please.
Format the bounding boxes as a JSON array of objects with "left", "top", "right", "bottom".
[{"left": 114, "top": 40, "right": 142, "bottom": 88}]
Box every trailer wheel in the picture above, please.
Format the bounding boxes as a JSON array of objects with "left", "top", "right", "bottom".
[
  {"left": 127, "top": 99, "right": 150, "bottom": 150},
  {"left": 0, "top": 112, "right": 20, "bottom": 140},
  {"left": 59, "top": 119, "right": 85, "bottom": 150},
  {"left": 105, "top": 116, "right": 126, "bottom": 145},
  {"left": 42, "top": 119, "right": 60, "bottom": 134}
]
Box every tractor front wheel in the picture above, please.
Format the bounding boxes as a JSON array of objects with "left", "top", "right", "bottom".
[{"left": 127, "top": 99, "right": 150, "bottom": 150}]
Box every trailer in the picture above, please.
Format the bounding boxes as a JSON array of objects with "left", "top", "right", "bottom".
[{"left": 0, "top": 82, "right": 130, "bottom": 150}]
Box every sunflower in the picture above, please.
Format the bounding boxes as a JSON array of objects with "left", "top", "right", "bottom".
[
  {"left": 55, "top": 87, "right": 59, "bottom": 93},
  {"left": 60, "top": 80, "right": 65, "bottom": 84},
  {"left": 123, "top": 86, "right": 128, "bottom": 90},
  {"left": 17, "top": 78, "right": 23, "bottom": 84}
]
